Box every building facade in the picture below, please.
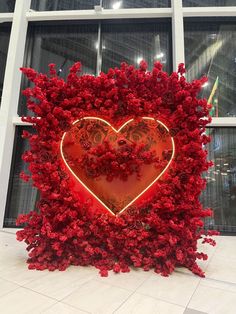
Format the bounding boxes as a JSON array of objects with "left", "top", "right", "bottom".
[{"left": 0, "top": 0, "right": 236, "bottom": 232}]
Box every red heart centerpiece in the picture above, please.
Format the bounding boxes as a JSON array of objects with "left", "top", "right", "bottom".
[{"left": 61, "top": 117, "right": 174, "bottom": 215}]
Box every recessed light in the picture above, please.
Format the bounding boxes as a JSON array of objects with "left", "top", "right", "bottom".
[{"left": 113, "top": 1, "right": 122, "bottom": 9}]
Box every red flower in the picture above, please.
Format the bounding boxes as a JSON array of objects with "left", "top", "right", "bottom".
[{"left": 16, "top": 62, "right": 218, "bottom": 278}]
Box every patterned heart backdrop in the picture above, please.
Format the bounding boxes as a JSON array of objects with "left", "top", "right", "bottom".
[{"left": 61, "top": 117, "right": 174, "bottom": 215}]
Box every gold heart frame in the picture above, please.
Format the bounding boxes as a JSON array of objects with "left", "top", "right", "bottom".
[{"left": 60, "top": 117, "right": 175, "bottom": 216}]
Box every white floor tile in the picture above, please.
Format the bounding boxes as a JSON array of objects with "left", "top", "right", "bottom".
[
  {"left": 188, "top": 284, "right": 236, "bottom": 314},
  {"left": 136, "top": 272, "right": 200, "bottom": 307},
  {"left": 0, "top": 278, "right": 19, "bottom": 297},
  {"left": 0, "top": 260, "right": 49, "bottom": 285},
  {"left": 0, "top": 287, "right": 56, "bottom": 314},
  {"left": 42, "top": 302, "right": 89, "bottom": 313},
  {"left": 62, "top": 279, "right": 132, "bottom": 314},
  {"left": 94, "top": 268, "right": 151, "bottom": 291},
  {"left": 205, "top": 254, "right": 236, "bottom": 284},
  {"left": 184, "top": 309, "right": 207, "bottom": 314},
  {"left": 197, "top": 236, "right": 221, "bottom": 255},
  {"left": 0, "top": 232, "right": 31, "bottom": 276},
  {"left": 200, "top": 277, "right": 236, "bottom": 293},
  {"left": 213, "top": 236, "right": 236, "bottom": 260},
  {"left": 24, "top": 266, "right": 97, "bottom": 300},
  {"left": 0, "top": 231, "right": 235, "bottom": 314},
  {"left": 0, "top": 249, "right": 28, "bottom": 268},
  {"left": 114, "top": 292, "right": 185, "bottom": 314}
]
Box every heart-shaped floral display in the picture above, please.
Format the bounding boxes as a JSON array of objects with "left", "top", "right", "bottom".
[
  {"left": 18, "top": 62, "right": 215, "bottom": 277},
  {"left": 61, "top": 117, "right": 174, "bottom": 215}
]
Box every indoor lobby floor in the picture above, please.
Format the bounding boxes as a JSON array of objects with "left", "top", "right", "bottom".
[{"left": 0, "top": 230, "right": 235, "bottom": 314}]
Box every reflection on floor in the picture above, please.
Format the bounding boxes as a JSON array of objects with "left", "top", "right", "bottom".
[{"left": 0, "top": 230, "right": 235, "bottom": 314}]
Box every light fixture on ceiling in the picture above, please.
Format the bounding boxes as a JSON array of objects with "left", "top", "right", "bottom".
[
  {"left": 95, "top": 42, "right": 106, "bottom": 50},
  {"left": 202, "top": 82, "right": 209, "bottom": 88},
  {"left": 112, "top": 1, "right": 122, "bottom": 9},
  {"left": 208, "top": 33, "right": 217, "bottom": 40},
  {"left": 136, "top": 57, "right": 143, "bottom": 64},
  {"left": 156, "top": 52, "right": 164, "bottom": 59}
]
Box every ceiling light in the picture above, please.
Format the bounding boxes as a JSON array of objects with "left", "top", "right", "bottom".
[
  {"left": 202, "top": 82, "right": 209, "bottom": 88},
  {"left": 156, "top": 52, "right": 164, "bottom": 59},
  {"left": 209, "top": 33, "right": 217, "bottom": 40},
  {"left": 113, "top": 1, "right": 122, "bottom": 9},
  {"left": 137, "top": 57, "right": 143, "bottom": 64},
  {"left": 95, "top": 43, "right": 105, "bottom": 50}
]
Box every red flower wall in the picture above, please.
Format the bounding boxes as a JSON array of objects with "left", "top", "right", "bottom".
[{"left": 16, "top": 61, "right": 218, "bottom": 277}]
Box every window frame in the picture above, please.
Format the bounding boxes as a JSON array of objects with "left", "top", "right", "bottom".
[{"left": 1, "top": 0, "right": 236, "bottom": 228}]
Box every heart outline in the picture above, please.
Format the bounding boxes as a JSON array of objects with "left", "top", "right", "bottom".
[{"left": 60, "top": 117, "right": 175, "bottom": 216}]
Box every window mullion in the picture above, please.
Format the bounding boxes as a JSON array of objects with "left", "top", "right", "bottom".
[
  {"left": 171, "top": 0, "right": 185, "bottom": 71},
  {"left": 0, "top": 0, "right": 31, "bottom": 228}
]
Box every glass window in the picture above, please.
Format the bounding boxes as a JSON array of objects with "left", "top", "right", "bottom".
[
  {"left": 184, "top": 18, "right": 236, "bottom": 117},
  {"left": 19, "top": 21, "right": 98, "bottom": 116},
  {"left": 4, "top": 127, "right": 39, "bottom": 228},
  {"left": 183, "top": 0, "right": 236, "bottom": 6},
  {"left": 202, "top": 128, "right": 236, "bottom": 233},
  {"left": 31, "top": 0, "right": 100, "bottom": 10},
  {"left": 0, "top": 23, "right": 11, "bottom": 106},
  {"left": 101, "top": 19, "right": 172, "bottom": 74},
  {"left": 0, "top": 0, "right": 15, "bottom": 12},
  {"left": 31, "top": 0, "right": 171, "bottom": 10},
  {"left": 102, "top": 0, "right": 171, "bottom": 9}
]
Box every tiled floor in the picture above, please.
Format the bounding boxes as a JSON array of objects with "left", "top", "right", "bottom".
[{"left": 0, "top": 230, "right": 235, "bottom": 314}]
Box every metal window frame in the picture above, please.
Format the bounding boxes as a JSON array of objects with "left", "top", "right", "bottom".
[{"left": 1, "top": 0, "right": 236, "bottom": 228}]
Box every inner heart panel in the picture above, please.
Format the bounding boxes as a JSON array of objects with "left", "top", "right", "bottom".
[{"left": 61, "top": 117, "right": 174, "bottom": 215}]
